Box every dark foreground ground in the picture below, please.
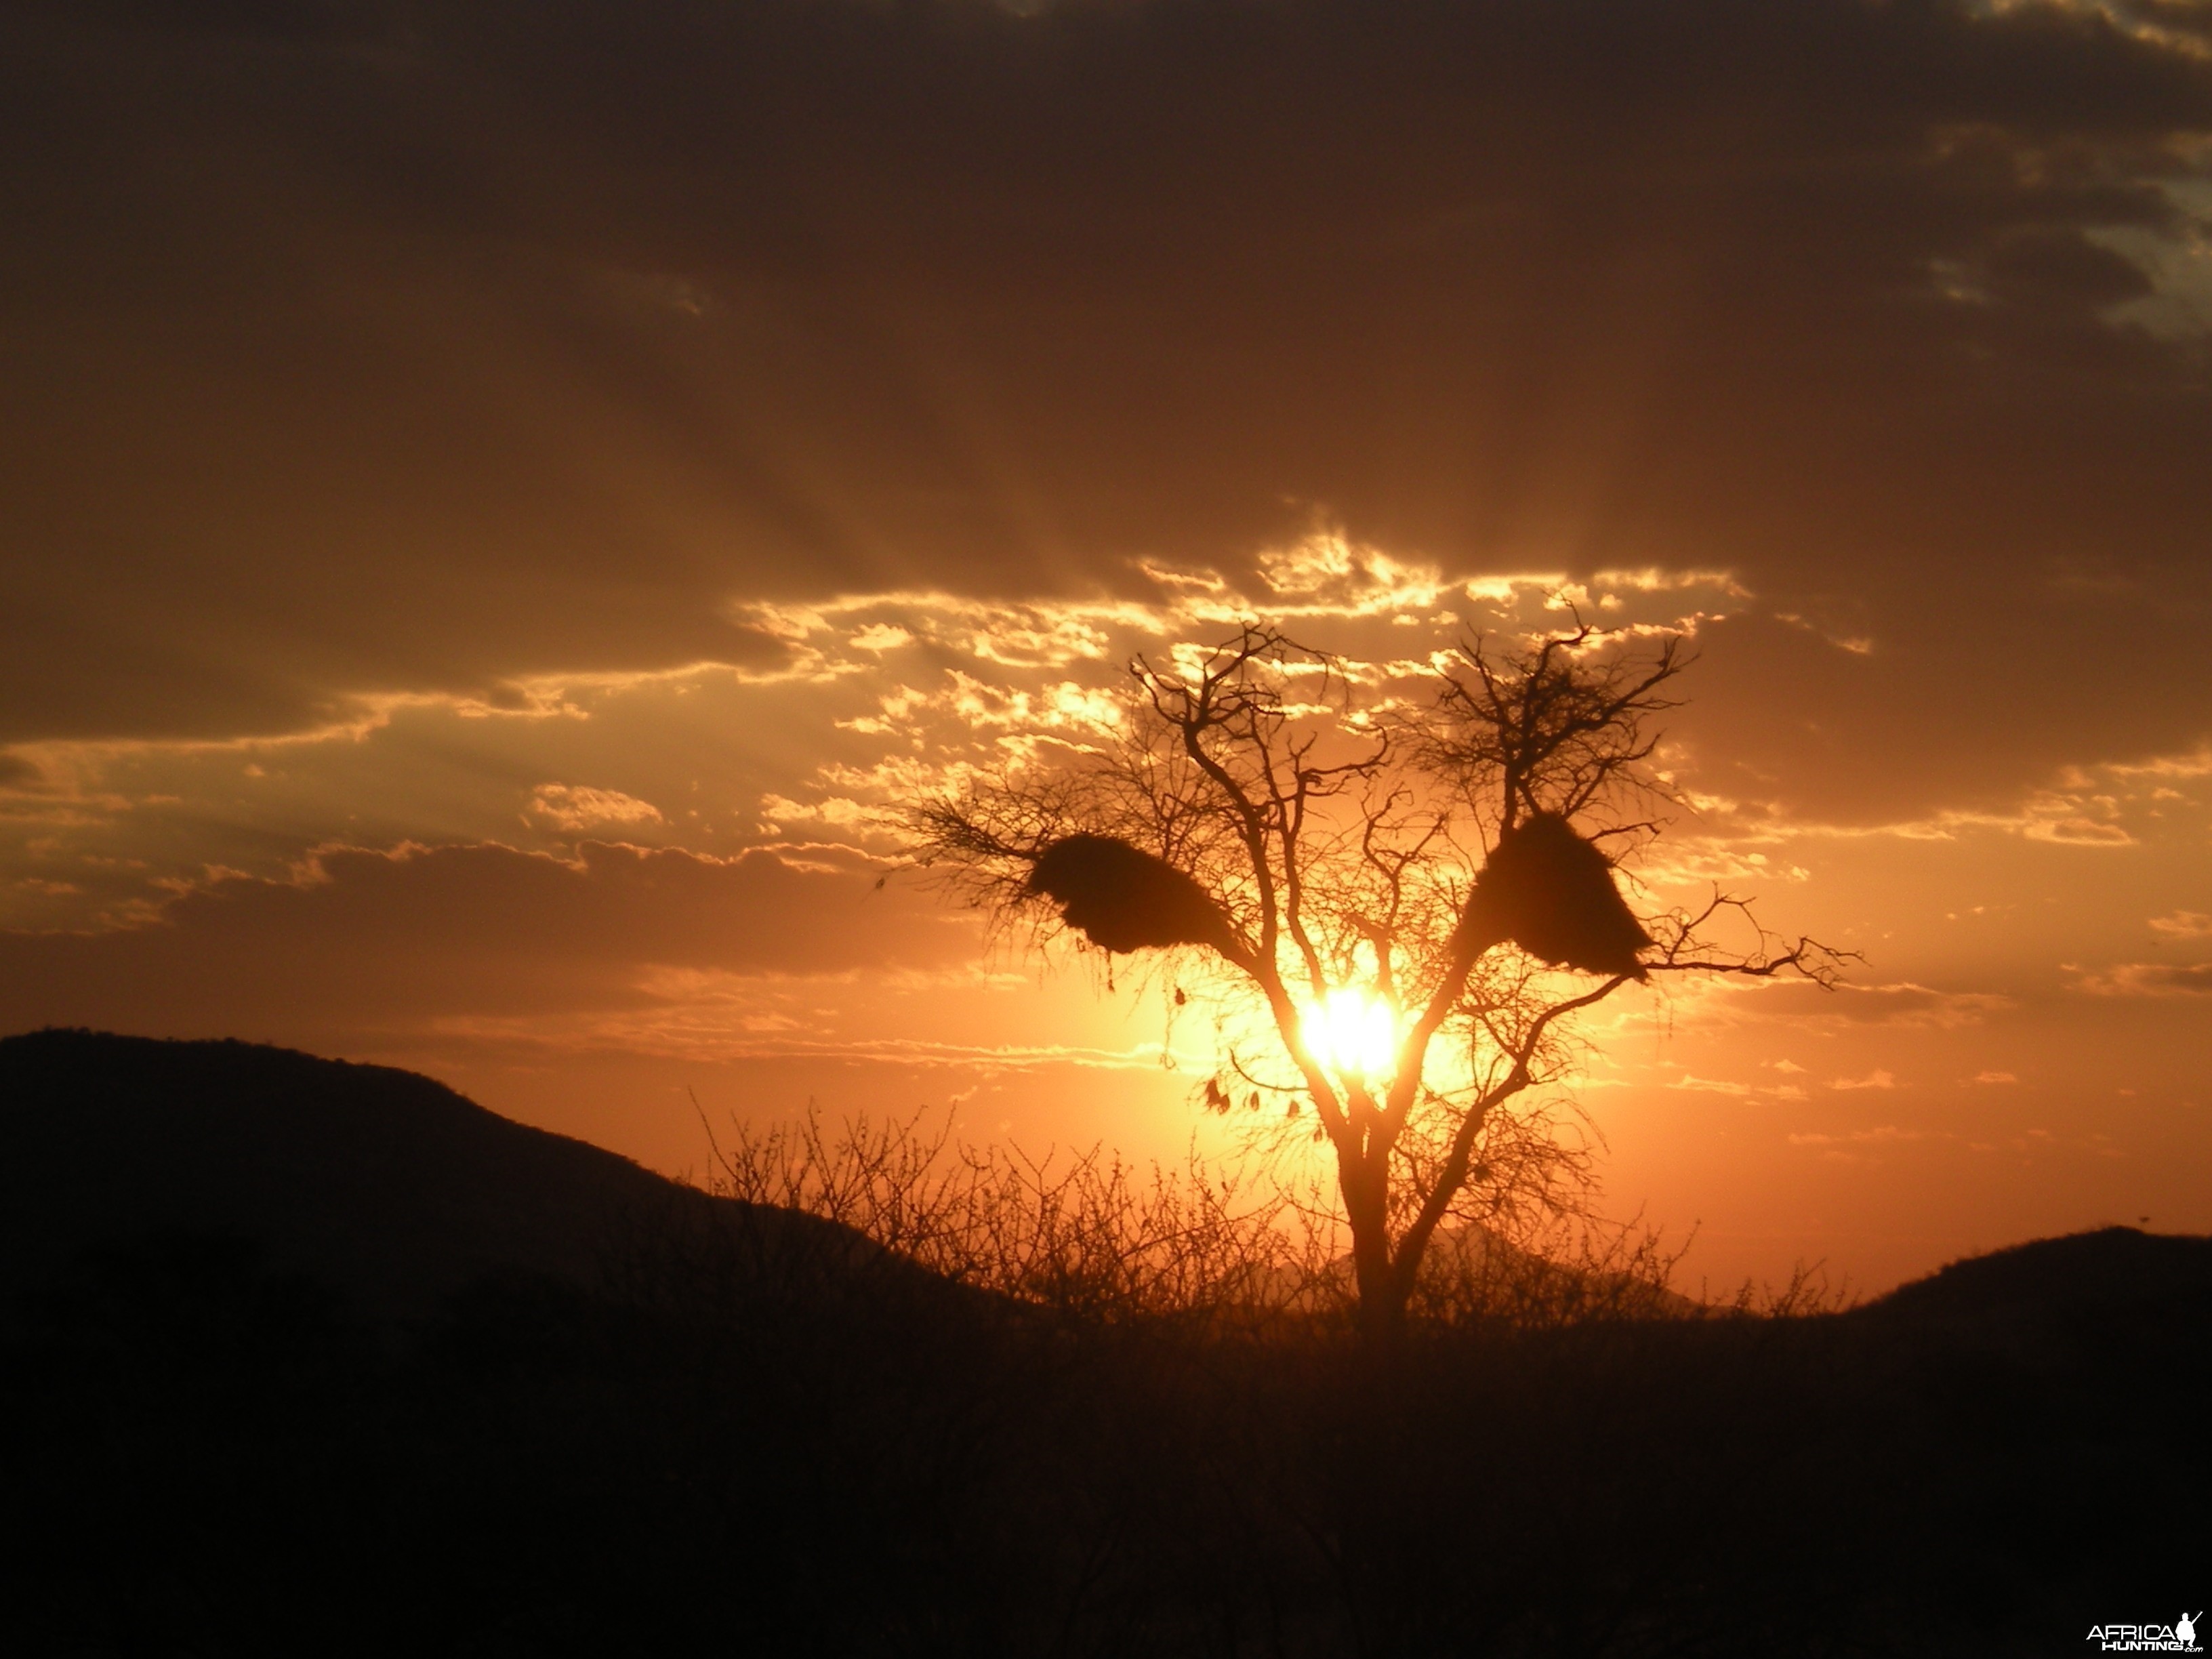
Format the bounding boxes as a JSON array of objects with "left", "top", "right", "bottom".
[{"left": 2, "top": 1030, "right": 2205, "bottom": 1657}]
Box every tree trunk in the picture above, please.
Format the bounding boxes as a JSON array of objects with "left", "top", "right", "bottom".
[
  {"left": 1357, "top": 1270, "right": 1408, "bottom": 1351},
  {"left": 1342, "top": 1152, "right": 1407, "bottom": 1351}
]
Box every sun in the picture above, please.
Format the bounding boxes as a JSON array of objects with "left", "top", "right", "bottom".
[{"left": 1308, "top": 985, "right": 1399, "bottom": 1082}]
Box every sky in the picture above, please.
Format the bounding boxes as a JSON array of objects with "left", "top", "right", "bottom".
[{"left": 4, "top": 0, "right": 2210, "bottom": 1294}]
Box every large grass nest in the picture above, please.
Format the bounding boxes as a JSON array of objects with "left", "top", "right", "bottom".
[
  {"left": 1465, "top": 812, "right": 1652, "bottom": 979},
  {"left": 1027, "top": 835, "right": 1237, "bottom": 955},
  {"left": 1025, "top": 819, "right": 1645, "bottom": 975}
]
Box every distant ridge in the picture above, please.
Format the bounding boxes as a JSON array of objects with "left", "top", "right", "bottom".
[
  {"left": 0, "top": 1028, "right": 771, "bottom": 1320},
  {"left": 1855, "top": 1223, "right": 2212, "bottom": 1335},
  {"left": 5, "top": 1029, "right": 2203, "bottom": 1336}
]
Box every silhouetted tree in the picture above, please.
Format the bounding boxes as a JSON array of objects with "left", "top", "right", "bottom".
[{"left": 914, "top": 623, "right": 1837, "bottom": 1344}]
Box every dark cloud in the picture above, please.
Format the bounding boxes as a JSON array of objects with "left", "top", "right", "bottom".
[
  {"left": 2, "top": 0, "right": 2208, "bottom": 821},
  {"left": 1708, "top": 978, "right": 2015, "bottom": 1027},
  {"left": 1671, "top": 601, "right": 2211, "bottom": 825},
  {"left": 0, "top": 842, "right": 972, "bottom": 1038}
]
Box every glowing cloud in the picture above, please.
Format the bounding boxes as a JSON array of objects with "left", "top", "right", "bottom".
[{"left": 528, "top": 785, "right": 664, "bottom": 832}]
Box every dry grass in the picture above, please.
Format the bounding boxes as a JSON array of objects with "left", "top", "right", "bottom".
[{"left": 697, "top": 1105, "right": 1830, "bottom": 1332}]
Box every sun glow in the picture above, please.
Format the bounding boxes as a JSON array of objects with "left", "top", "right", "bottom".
[{"left": 1308, "top": 986, "right": 1399, "bottom": 1082}]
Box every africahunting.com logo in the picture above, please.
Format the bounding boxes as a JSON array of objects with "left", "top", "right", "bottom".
[{"left": 2087, "top": 1613, "right": 2203, "bottom": 1654}]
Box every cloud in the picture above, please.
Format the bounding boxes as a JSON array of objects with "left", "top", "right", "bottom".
[
  {"left": 3, "top": 0, "right": 2209, "bottom": 834},
  {"left": 1662, "top": 1068, "right": 1807, "bottom": 1101},
  {"left": 1700, "top": 979, "right": 2014, "bottom": 1029},
  {"left": 1967, "top": 1069, "right": 2020, "bottom": 1084},
  {"left": 1830, "top": 1069, "right": 1900, "bottom": 1091},
  {"left": 1666, "top": 1073, "right": 1756, "bottom": 1097},
  {"left": 1788, "top": 1124, "right": 1929, "bottom": 1146},
  {"left": 528, "top": 784, "right": 664, "bottom": 832},
  {"left": 0, "top": 840, "right": 976, "bottom": 1040},
  {"left": 415, "top": 1013, "right": 1185, "bottom": 1071},
  {"left": 2094, "top": 170, "right": 2212, "bottom": 339},
  {"left": 2150, "top": 909, "right": 2212, "bottom": 940},
  {"left": 2071, "top": 960, "right": 2212, "bottom": 996},
  {"left": 2022, "top": 814, "right": 2136, "bottom": 846},
  {"left": 1785, "top": 1122, "right": 1952, "bottom": 1165},
  {"left": 1668, "top": 611, "right": 2210, "bottom": 832}
]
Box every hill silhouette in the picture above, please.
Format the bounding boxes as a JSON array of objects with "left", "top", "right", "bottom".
[
  {"left": 1862, "top": 1223, "right": 2212, "bottom": 1328},
  {"left": 0, "top": 1027, "right": 894, "bottom": 1324},
  {"left": 2, "top": 1027, "right": 2206, "bottom": 1656},
  {"left": 9, "top": 1027, "right": 2196, "bottom": 1333}
]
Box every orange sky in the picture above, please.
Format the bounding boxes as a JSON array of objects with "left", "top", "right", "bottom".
[{"left": 3, "top": 0, "right": 2209, "bottom": 1294}]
